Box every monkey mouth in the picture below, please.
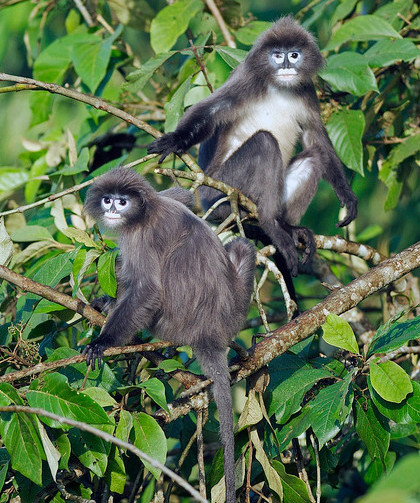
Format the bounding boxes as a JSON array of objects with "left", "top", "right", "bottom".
[
  {"left": 276, "top": 68, "right": 297, "bottom": 81},
  {"left": 104, "top": 212, "right": 121, "bottom": 222}
]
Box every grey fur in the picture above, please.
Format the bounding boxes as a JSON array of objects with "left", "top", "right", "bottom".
[
  {"left": 148, "top": 16, "right": 357, "bottom": 276},
  {"left": 83, "top": 167, "right": 256, "bottom": 503}
]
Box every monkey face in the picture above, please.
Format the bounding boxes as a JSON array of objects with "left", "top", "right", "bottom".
[
  {"left": 100, "top": 194, "right": 132, "bottom": 228},
  {"left": 270, "top": 49, "right": 302, "bottom": 83}
]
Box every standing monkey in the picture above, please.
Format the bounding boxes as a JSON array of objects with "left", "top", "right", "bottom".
[
  {"left": 83, "top": 167, "right": 256, "bottom": 503},
  {"left": 148, "top": 16, "right": 357, "bottom": 277}
]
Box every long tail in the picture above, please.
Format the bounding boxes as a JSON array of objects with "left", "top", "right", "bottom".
[
  {"left": 225, "top": 237, "right": 256, "bottom": 301},
  {"left": 194, "top": 347, "right": 236, "bottom": 503}
]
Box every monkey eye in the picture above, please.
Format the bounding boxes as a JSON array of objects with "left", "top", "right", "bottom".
[
  {"left": 288, "top": 51, "right": 301, "bottom": 64},
  {"left": 115, "top": 198, "right": 129, "bottom": 211},
  {"left": 102, "top": 197, "right": 112, "bottom": 210},
  {"left": 271, "top": 51, "right": 285, "bottom": 65}
]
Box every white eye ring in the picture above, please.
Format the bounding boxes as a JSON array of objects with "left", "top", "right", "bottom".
[
  {"left": 288, "top": 51, "right": 301, "bottom": 63},
  {"left": 272, "top": 51, "right": 285, "bottom": 65},
  {"left": 115, "top": 199, "right": 129, "bottom": 212},
  {"left": 102, "top": 197, "right": 112, "bottom": 210}
]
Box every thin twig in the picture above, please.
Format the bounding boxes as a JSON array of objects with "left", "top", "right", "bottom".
[
  {"left": 73, "top": 0, "right": 94, "bottom": 26},
  {"left": 256, "top": 251, "right": 298, "bottom": 320},
  {"left": 310, "top": 433, "right": 321, "bottom": 503},
  {"left": 204, "top": 0, "right": 236, "bottom": 48},
  {"left": 0, "top": 405, "right": 207, "bottom": 503},
  {"left": 196, "top": 410, "right": 207, "bottom": 500},
  {"left": 0, "top": 342, "right": 174, "bottom": 383},
  {"left": 0, "top": 73, "right": 202, "bottom": 174},
  {"left": 292, "top": 438, "right": 315, "bottom": 503},
  {"left": 188, "top": 38, "right": 213, "bottom": 93}
]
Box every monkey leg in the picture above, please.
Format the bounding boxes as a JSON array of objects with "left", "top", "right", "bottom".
[
  {"left": 201, "top": 130, "right": 300, "bottom": 275},
  {"left": 281, "top": 150, "right": 323, "bottom": 264}
]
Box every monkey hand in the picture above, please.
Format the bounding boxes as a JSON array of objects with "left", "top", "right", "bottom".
[
  {"left": 290, "top": 226, "right": 316, "bottom": 265},
  {"left": 147, "top": 133, "right": 185, "bottom": 163},
  {"left": 83, "top": 337, "right": 111, "bottom": 370},
  {"left": 337, "top": 194, "right": 358, "bottom": 228},
  {"left": 90, "top": 295, "right": 115, "bottom": 315}
]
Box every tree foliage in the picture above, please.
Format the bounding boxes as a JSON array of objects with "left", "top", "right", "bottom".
[{"left": 0, "top": 1, "right": 419, "bottom": 502}]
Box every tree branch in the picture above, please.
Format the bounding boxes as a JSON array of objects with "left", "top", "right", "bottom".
[
  {"left": 0, "top": 73, "right": 202, "bottom": 174},
  {"left": 204, "top": 0, "right": 236, "bottom": 48},
  {"left": 0, "top": 265, "right": 105, "bottom": 326}
]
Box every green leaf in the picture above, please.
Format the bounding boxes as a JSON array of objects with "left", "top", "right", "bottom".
[
  {"left": 368, "top": 315, "right": 420, "bottom": 357},
  {"left": 276, "top": 407, "right": 312, "bottom": 451},
  {"left": 267, "top": 353, "right": 330, "bottom": 422},
  {"left": 272, "top": 460, "right": 312, "bottom": 503},
  {"left": 368, "top": 376, "right": 410, "bottom": 424},
  {"left": 31, "top": 253, "right": 74, "bottom": 287},
  {"left": 69, "top": 428, "right": 110, "bottom": 477},
  {"left": 326, "top": 108, "right": 365, "bottom": 175},
  {"left": 115, "top": 409, "right": 133, "bottom": 445},
  {"left": 321, "top": 313, "right": 360, "bottom": 354},
  {"left": 375, "top": 0, "right": 414, "bottom": 30},
  {"left": 356, "top": 225, "right": 383, "bottom": 242},
  {"left": 63, "top": 227, "right": 100, "bottom": 248},
  {"left": 330, "top": 0, "right": 359, "bottom": 26},
  {"left": 26, "top": 373, "right": 113, "bottom": 429},
  {"left": 125, "top": 52, "right": 175, "bottom": 93},
  {"left": 55, "top": 147, "right": 90, "bottom": 175},
  {"left": 309, "top": 373, "right": 354, "bottom": 448},
  {"left": 157, "top": 359, "right": 185, "bottom": 372},
  {"left": 321, "top": 52, "right": 378, "bottom": 96},
  {"left": 132, "top": 412, "right": 167, "bottom": 479},
  {"left": 357, "top": 454, "right": 420, "bottom": 503},
  {"left": 381, "top": 134, "right": 420, "bottom": 175},
  {"left": 0, "top": 462, "right": 8, "bottom": 493},
  {"left": 325, "top": 15, "right": 402, "bottom": 50},
  {"left": 104, "top": 445, "right": 126, "bottom": 494},
  {"left": 164, "top": 77, "right": 191, "bottom": 133},
  {"left": 139, "top": 379, "right": 169, "bottom": 412},
  {"left": 150, "top": 0, "right": 203, "bottom": 54},
  {"left": 251, "top": 430, "right": 283, "bottom": 500},
  {"left": 215, "top": 47, "right": 248, "bottom": 68},
  {"left": 0, "top": 218, "right": 13, "bottom": 266},
  {"left": 71, "top": 27, "right": 122, "bottom": 93},
  {"left": 235, "top": 21, "right": 272, "bottom": 45},
  {"left": 237, "top": 389, "right": 263, "bottom": 431},
  {"left": 97, "top": 249, "right": 118, "bottom": 297},
  {"left": 0, "top": 408, "right": 44, "bottom": 485},
  {"left": 365, "top": 39, "right": 420, "bottom": 67},
  {"left": 0, "top": 168, "right": 30, "bottom": 200},
  {"left": 11, "top": 225, "right": 54, "bottom": 243},
  {"left": 355, "top": 396, "right": 390, "bottom": 463},
  {"left": 370, "top": 360, "right": 413, "bottom": 403}
]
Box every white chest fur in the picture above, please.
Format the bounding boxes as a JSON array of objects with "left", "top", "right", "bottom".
[{"left": 224, "top": 87, "right": 308, "bottom": 166}]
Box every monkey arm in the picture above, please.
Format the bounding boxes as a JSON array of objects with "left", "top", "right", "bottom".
[
  {"left": 301, "top": 121, "right": 358, "bottom": 227},
  {"left": 84, "top": 280, "right": 161, "bottom": 369},
  {"left": 147, "top": 90, "right": 234, "bottom": 163}
]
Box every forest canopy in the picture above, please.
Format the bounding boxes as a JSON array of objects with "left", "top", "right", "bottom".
[{"left": 0, "top": 1, "right": 419, "bottom": 502}]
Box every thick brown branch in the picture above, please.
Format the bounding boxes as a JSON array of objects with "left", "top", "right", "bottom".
[{"left": 0, "top": 265, "right": 105, "bottom": 326}]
